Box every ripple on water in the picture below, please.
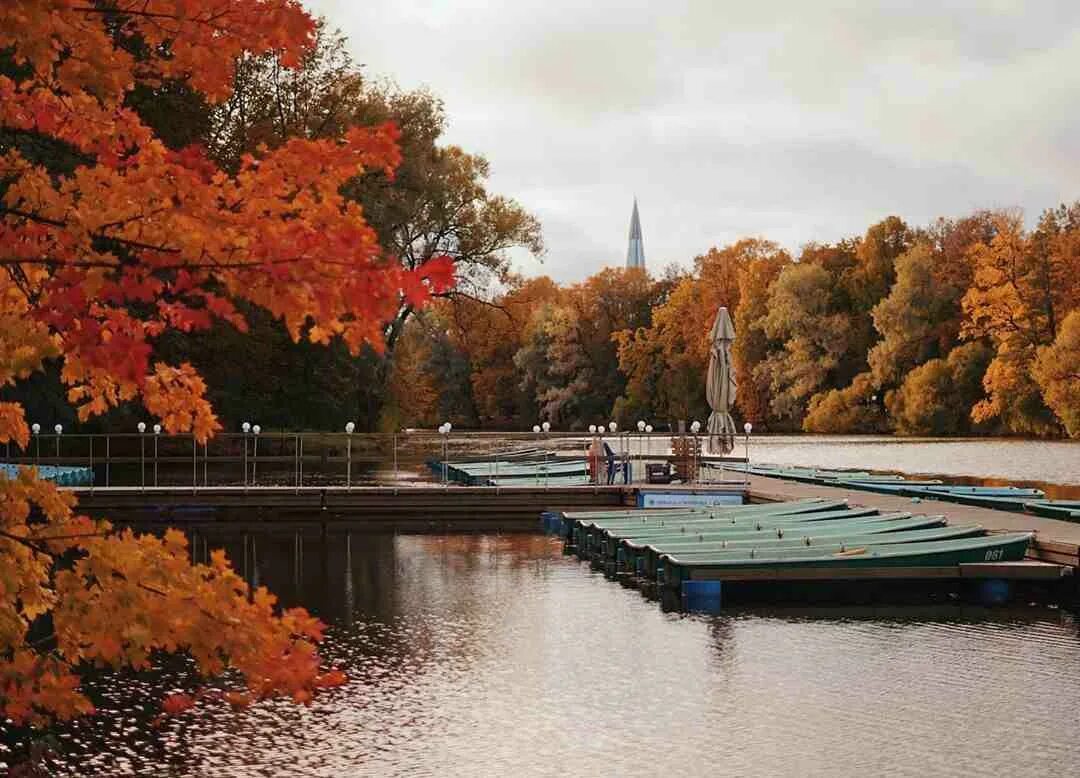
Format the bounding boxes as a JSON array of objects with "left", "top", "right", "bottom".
[{"left": 16, "top": 533, "right": 1080, "bottom": 777}]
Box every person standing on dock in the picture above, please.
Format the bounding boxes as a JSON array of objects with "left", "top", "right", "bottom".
[
  {"left": 587, "top": 433, "right": 603, "bottom": 484},
  {"left": 603, "top": 439, "right": 617, "bottom": 484}
]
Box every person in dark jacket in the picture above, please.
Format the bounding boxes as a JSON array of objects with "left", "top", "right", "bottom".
[{"left": 603, "top": 440, "right": 617, "bottom": 485}]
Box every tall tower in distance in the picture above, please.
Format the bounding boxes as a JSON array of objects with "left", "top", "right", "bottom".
[{"left": 625, "top": 198, "right": 645, "bottom": 269}]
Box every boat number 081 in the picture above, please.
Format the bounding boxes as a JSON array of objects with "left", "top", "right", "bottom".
[{"left": 984, "top": 548, "right": 1005, "bottom": 561}]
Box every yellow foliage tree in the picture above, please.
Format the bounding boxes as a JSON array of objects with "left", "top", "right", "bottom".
[
  {"left": 963, "top": 207, "right": 1080, "bottom": 435},
  {"left": 1032, "top": 310, "right": 1080, "bottom": 437}
]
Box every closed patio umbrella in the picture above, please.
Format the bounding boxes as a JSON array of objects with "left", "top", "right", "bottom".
[{"left": 706, "top": 306, "right": 737, "bottom": 454}]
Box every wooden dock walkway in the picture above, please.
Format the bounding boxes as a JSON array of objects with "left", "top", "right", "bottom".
[
  {"left": 749, "top": 474, "right": 1080, "bottom": 570},
  {"left": 69, "top": 482, "right": 749, "bottom": 531}
]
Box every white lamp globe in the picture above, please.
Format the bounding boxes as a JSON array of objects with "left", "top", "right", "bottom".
[
  {"left": 252, "top": 424, "right": 261, "bottom": 435},
  {"left": 645, "top": 425, "right": 653, "bottom": 433},
  {"left": 31, "top": 423, "right": 40, "bottom": 435},
  {"left": 137, "top": 422, "right": 146, "bottom": 433},
  {"left": 608, "top": 422, "right": 617, "bottom": 432},
  {"left": 637, "top": 420, "right": 646, "bottom": 431},
  {"left": 54, "top": 424, "right": 63, "bottom": 434},
  {"left": 744, "top": 422, "right": 753, "bottom": 434},
  {"left": 153, "top": 424, "right": 161, "bottom": 434},
  {"left": 541, "top": 422, "right": 550, "bottom": 432},
  {"left": 242, "top": 422, "right": 251, "bottom": 433},
  {"left": 690, "top": 420, "right": 701, "bottom": 434},
  {"left": 532, "top": 425, "right": 541, "bottom": 433},
  {"left": 345, "top": 421, "right": 355, "bottom": 434},
  {"left": 588, "top": 424, "right": 597, "bottom": 434}
]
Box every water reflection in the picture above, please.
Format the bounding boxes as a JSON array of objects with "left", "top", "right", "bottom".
[{"left": 12, "top": 532, "right": 1080, "bottom": 777}]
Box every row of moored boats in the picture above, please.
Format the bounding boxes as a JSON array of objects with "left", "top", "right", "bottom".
[
  {"left": 545, "top": 497, "right": 1033, "bottom": 591},
  {"left": 720, "top": 464, "right": 1079, "bottom": 519}
]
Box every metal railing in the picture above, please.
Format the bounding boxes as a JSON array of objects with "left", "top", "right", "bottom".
[{"left": 1, "top": 429, "right": 752, "bottom": 490}]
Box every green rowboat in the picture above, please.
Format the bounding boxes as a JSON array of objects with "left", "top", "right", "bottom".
[
  {"left": 623, "top": 517, "right": 953, "bottom": 576},
  {"left": 661, "top": 532, "right": 1033, "bottom": 588},
  {"left": 583, "top": 508, "right": 886, "bottom": 559},
  {"left": 634, "top": 525, "right": 984, "bottom": 578},
  {"left": 1024, "top": 500, "right": 1080, "bottom": 521}
]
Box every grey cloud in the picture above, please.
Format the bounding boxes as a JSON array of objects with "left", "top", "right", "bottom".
[{"left": 308, "top": 0, "right": 1080, "bottom": 281}]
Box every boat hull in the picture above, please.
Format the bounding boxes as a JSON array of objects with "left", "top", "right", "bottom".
[{"left": 662, "top": 533, "right": 1033, "bottom": 588}]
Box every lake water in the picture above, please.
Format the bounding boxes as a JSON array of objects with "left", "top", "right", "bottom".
[
  {"left": 17, "top": 531, "right": 1080, "bottom": 777},
  {"left": 748, "top": 435, "right": 1080, "bottom": 487},
  {"left": 626, "top": 436, "right": 1080, "bottom": 499},
  {"left": 629, "top": 434, "right": 1080, "bottom": 499}
]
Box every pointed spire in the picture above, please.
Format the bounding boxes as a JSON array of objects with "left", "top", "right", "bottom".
[{"left": 626, "top": 198, "right": 645, "bottom": 269}]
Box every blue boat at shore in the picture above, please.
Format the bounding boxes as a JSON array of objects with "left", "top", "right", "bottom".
[{"left": 1, "top": 462, "right": 94, "bottom": 487}]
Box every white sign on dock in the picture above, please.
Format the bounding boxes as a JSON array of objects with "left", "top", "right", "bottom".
[{"left": 638, "top": 491, "right": 743, "bottom": 508}]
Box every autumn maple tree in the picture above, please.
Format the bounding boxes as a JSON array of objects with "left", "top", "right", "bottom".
[{"left": 0, "top": 0, "right": 453, "bottom": 726}]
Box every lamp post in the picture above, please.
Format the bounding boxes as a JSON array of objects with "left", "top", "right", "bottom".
[
  {"left": 636, "top": 420, "right": 645, "bottom": 484},
  {"left": 241, "top": 421, "right": 250, "bottom": 490},
  {"left": 439, "top": 422, "right": 451, "bottom": 486},
  {"left": 152, "top": 424, "right": 161, "bottom": 486},
  {"left": 607, "top": 422, "right": 618, "bottom": 485},
  {"left": 251, "top": 424, "right": 261, "bottom": 486},
  {"left": 345, "top": 421, "right": 355, "bottom": 489},
  {"left": 53, "top": 423, "right": 62, "bottom": 463},
  {"left": 586, "top": 425, "right": 597, "bottom": 484},
  {"left": 531, "top": 424, "right": 542, "bottom": 487},
  {"left": 136, "top": 422, "right": 146, "bottom": 489},
  {"left": 690, "top": 420, "right": 701, "bottom": 484},
  {"left": 31, "top": 423, "right": 40, "bottom": 468},
  {"left": 645, "top": 424, "right": 654, "bottom": 483},
  {"left": 743, "top": 422, "right": 753, "bottom": 481},
  {"left": 540, "top": 421, "right": 551, "bottom": 487}
]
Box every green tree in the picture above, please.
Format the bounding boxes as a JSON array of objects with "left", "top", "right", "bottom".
[
  {"left": 515, "top": 303, "right": 590, "bottom": 427},
  {"left": 803, "top": 373, "right": 882, "bottom": 433},
  {"left": 868, "top": 213, "right": 997, "bottom": 390},
  {"left": 756, "top": 261, "right": 855, "bottom": 423},
  {"left": 1032, "top": 310, "right": 1080, "bottom": 437},
  {"left": 845, "top": 215, "right": 914, "bottom": 315},
  {"left": 886, "top": 342, "right": 994, "bottom": 435}
]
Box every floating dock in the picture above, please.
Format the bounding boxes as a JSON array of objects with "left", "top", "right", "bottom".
[
  {"left": 720, "top": 464, "right": 1058, "bottom": 513},
  {"left": 552, "top": 479, "right": 1080, "bottom": 608},
  {"left": 748, "top": 473, "right": 1080, "bottom": 570}
]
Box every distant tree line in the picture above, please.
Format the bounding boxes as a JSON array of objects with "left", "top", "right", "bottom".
[{"left": 393, "top": 208, "right": 1079, "bottom": 438}]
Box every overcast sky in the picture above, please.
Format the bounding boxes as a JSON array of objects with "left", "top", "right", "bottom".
[{"left": 306, "top": 0, "right": 1080, "bottom": 282}]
